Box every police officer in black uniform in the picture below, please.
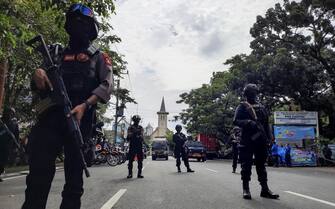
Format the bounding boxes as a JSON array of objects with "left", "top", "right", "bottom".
[
  {"left": 2, "top": 108, "right": 20, "bottom": 166},
  {"left": 22, "top": 4, "right": 113, "bottom": 209},
  {"left": 2, "top": 108, "right": 19, "bottom": 142},
  {"left": 0, "top": 118, "right": 15, "bottom": 182},
  {"left": 230, "top": 127, "right": 241, "bottom": 173},
  {"left": 233, "top": 84, "right": 279, "bottom": 200},
  {"left": 173, "top": 125, "right": 194, "bottom": 173},
  {"left": 127, "top": 115, "right": 145, "bottom": 179}
]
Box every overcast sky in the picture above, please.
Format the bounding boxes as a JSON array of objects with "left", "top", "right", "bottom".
[{"left": 106, "top": 0, "right": 284, "bottom": 130}]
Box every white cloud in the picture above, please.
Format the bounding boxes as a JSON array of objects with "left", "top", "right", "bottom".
[{"left": 108, "top": 0, "right": 283, "bottom": 130}]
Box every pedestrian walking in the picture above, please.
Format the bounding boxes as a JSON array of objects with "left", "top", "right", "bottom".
[
  {"left": 285, "top": 144, "right": 292, "bottom": 167},
  {"left": 271, "top": 142, "right": 279, "bottom": 167}
]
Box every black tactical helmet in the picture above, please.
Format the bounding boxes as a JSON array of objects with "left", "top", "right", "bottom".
[
  {"left": 175, "top": 125, "right": 182, "bottom": 130},
  {"left": 64, "top": 3, "right": 99, "bottom": 41},
  {"left": 132, "top": 115, "right": 141, "bottom": 122},
  {"left": 243, "top": 83, "right": 259, "bottom": 98}
]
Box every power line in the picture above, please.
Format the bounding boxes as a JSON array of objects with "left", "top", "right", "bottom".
[
  {"left": 126, "top": 71, "right": 134, "bottom": 97},
  {"left": 125, "top": 70, "right": 139, "bottom": 114},
  {"left": 125, "top": 106, "right": 182, "bottom": 112},
  {"left": 112, "top": 40, "right": 138, "bottom": 115}
]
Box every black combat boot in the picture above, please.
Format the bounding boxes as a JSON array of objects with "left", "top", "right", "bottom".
[
  {"left": 127, "top": 170, "right": 133, "bottom": 179},
  {"left": 260, "top": 182, "right": 279, "bottom": 199},
  {"left": 243, "top": 181, "right": 251, "bottom": 199},
  {"left": 187, "top": 167, "right": 195, "bottom": 173},
  {"left": 232, "top": 168, "right": 236, "bottom": 173},
  {"left": 177, "top": 166, "right": 181, "bottom": 173},
  {"left": 137, "top": 170, "right": 144, "bottom": 178}
]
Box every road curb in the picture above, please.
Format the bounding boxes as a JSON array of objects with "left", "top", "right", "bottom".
[{"left": 2, "top": 166, "right": 64, "bottom": 179}]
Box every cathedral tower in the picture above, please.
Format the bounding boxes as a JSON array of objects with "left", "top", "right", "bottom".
[{"left": 157, "top": 97, "right": 169, "bottom": 137}]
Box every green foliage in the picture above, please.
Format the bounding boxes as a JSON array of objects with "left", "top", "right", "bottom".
[
  {"left": 177, "top": 71, "right": 239, "bottom": 140},
  {"left": 116, "top": 88, "right": 137, "bottom": 105},
  {"left": 0, "top": 0, "right": 135, "bottom": 134},
  {"left": 178, "top": 0, "right": 335, "bottom": 140},
  {"left": 247, "top": 0, "right": 335, "bottom": 138}
]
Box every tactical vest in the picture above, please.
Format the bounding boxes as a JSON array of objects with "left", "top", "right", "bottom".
[
  {"left": 60, "top": 49, "right": 100, "bottom": 107},
  {"left": 128, "top": 125, "right": 143, "bottom": 150},
  {"left": 251, "top": 104, "right": 267, "bottom": 125},
  {"left": 237, "top": 102, "right": 269, "bottom": 145}
]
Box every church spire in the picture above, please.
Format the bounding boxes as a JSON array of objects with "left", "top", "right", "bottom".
[
  {"left": 157, "top": 97, "right": 168, "bottom": 114},
  {"left": 160, "top": 97, "right": 166, "bottom": 112}
]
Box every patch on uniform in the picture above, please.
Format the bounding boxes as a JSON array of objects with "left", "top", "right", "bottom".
[
  {"left": 63, "top": 54, "right": 75, "bottom": 61},
  {"left": 76, "top": 53, "right": 90, "bottom": 62},
  {"left": 102, "top": 52, "right": 112, "bottom": 66}
]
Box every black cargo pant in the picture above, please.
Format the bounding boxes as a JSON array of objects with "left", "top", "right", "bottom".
[
  {"left": 232, "top": 144, "right": 239, "bottom": 171},
  {"left": 128, "top": 149, "right": 143, "bottom": 174},
  {"left": 239, "top": 142, "right": 268, "bottom": 184},
  {"left": 0, "top": 120, "right": 13, "bottom": 176},
  {"left": 22, "top": 110, "right": 85, "bottom": 209},
  {"left": 175, "top": 150, "right": 190, "bottom": 168},
  {"left": 0, "top": 134, "right": 10, "bottom": 176}
]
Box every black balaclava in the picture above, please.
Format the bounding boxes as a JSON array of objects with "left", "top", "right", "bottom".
[
  {"left": 67, "top": 15, "right": 92, "bottom": 50},
  {"left": 175, "top": 125, "right": 182, "bottom": 133},
  {"left": 65, "top": 4, "right": 99, "bottom": 50}
]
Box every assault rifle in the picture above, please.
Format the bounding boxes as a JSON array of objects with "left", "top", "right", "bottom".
[{"left": 26, "top": 34, "right": 90, "bottom": 177}]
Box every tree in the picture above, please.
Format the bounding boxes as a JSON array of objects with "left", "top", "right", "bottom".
[
  {"left": 0, "top": 0, "right": 135, "bottom": 132},
  {"left": 178, "top": 0, "right": 335, "bottom": 140},
  {"left": 177, "top": 71, "right": 239, "bottom": 141},
  {"left": 0, "top": 0, "right": 35, "bottom": 110},
  {"left": 248, "top": 0, "right": 335, "bottom": 137},
  {"left": 221, "top": 0, "right": 335, "bottom": 138}
]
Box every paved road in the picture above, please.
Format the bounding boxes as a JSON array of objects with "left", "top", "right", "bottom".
[{"left": 1, "top": 158, "right": 335, "bottom": 209}]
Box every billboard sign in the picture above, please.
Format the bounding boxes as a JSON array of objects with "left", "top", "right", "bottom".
[
  {"left": 274, "top": 111, "right": 318, "bottom": 125},
  {"left": 274, "top": 126, "right": 316, "bottom": 140}
]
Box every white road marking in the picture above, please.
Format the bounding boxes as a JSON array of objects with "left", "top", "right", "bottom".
[
  {"left": 3, "top": 175, "right": 26, "bottom": 181},
  {"left": 100, "top": 189, "right": 127, "bottom": 209},
  {"left": 285, "top": 191, "right": 335, "bottom": 207},
  {"left": 206, "top": 168, "right": 218, "bottom": 173}
]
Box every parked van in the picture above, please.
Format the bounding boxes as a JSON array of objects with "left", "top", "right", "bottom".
[{"left": 151, "top": 138, "right": 169, "bottom": 160}]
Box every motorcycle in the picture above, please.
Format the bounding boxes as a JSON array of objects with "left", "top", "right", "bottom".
[{"left": 94, "top": 136, "right": 119, "bottom": 166}]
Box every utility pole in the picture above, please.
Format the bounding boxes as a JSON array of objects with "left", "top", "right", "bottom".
[{"left": 114, "top": 79, "right": 120, "bottom": 144}]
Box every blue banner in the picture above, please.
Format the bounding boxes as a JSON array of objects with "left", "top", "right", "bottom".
[
  {"left": 274, "top": 126, "right": 316, "bottom": 140},
  {"left": 291, "top": 149, "right": 317, "bottom": 166}
]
